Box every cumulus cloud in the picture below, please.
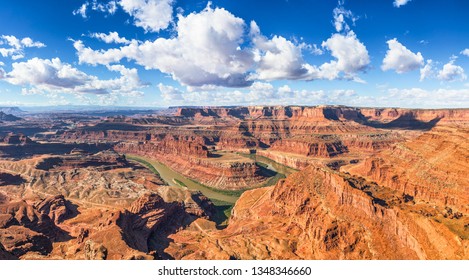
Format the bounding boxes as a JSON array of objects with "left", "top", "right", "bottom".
[
  {"left": 93, "top": 0, "right": 118, "bottom": 14},
  {"left": 250, "top": 22, "right": 313, "bottom": 81},
  {"left": 419, "top": 59, "right": 434, "bottom": 81},
  {"left": 74, "top": 6, "right": 253, "bottom": 87},
  {"left": 382, "top": 38, "right": 423, "bottom": 73},
  {"left": 89, "top": 31, "right": 132, "bottom": 44},
  {"left": 157, "top": 83, "right": 184, "bottom": 101},
  {"left": 461, "top": 49, "right": 469, "bottom": 57},
  {"left": 0, "top": 57, "right": 145, "bottom": 96},
  {"left": 119, "top": 0, "right": 174, "bottom": 32},
  {"left": 0, "top": 35, "right": 45, "bottom": 60},
  {"left": 73, "top": 39, "right": 127, "bottom": 66},
  {"left": 437, "top": 59, "right": 467, "bottom": 82},
  {"left": 73, "top": 1, "right": 118, "bottom": 18},
  {"left": 393, "top": 0, "right": 412, "bottom": 8},
  {"left": 332, "top": 0, "right": 358, "bottom": 33},
  {"left": 321, "top": 31, "right": 370, "bottom": 80},
  {"left": 73, "top": 3, "right": 88, "bottom": 18},
  {"left": 73, "top": 3, "right": 370, "bottom": 87}
]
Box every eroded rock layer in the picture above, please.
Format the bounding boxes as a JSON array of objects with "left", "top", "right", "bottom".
[
  {"left": 0, "top": 150, "right": 214, "bottom": 259},
  {"left": 166, "top": 164, "right": 469, "bottom": 260},
  {"left": 1, "top": 105, "right": 468, "bottom": 260}
]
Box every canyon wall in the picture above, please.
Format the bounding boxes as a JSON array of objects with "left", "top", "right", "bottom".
[
  {"left": 344, "top": 126, "right": 469, "bottom": 213},
  {"left": 166, "top": 165, "right": 468, "bottom": 259}
]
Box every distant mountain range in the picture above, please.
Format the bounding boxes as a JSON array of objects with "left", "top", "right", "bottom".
[
  {"left": 0, "top": 107, "right": 25, "bottom": 115},
  {"left": 0, "top": 111, "right": 21, "bottom": 121}
]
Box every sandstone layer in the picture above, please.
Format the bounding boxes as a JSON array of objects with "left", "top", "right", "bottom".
[
  {"left": 0, "top": 150, "right": 214, "bottom": 259},
  {"left": 166, "top": 164, "right": 469, "bottom": 259}
]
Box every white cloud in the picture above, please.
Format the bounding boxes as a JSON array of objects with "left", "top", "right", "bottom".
[
  {"left": 73, "top": 3, "right": 88, "bottom": 18},
  {"left": 321, "top": 31, "right": 370, "bottom": 80},
  {"left": 393, "top": 0, "right": 412, "bottom": 8},
  {"left": 381, "top": 38, "right": 423, "bottom": 73},
  {"left": 90, "top": 32, "right": 132, "bottom": 44},
  {"left": 437, "top": 60, "right": 467, "bottom": 82},
  {"left": 461, "top": 49, "right": 469, "bottom": 57},
  {"left": 250, "top": 22, "right": 312, "bottom": 81},
  {"left": 73, "top": 4, "right": 370, "bottom": 87},
  {"left": 75, "top": 6, "right": 253, "bottom": 87},
  {"left": 1, "top": 57, "right": 145, "bottom": 96},
  {"left": 73, "top": 39, "right": 128, "bottom": 66},
  {"left": 388, "top": 87, "right": 469, "bottom": 107},
  {"left": 73, "top": 1, "right": 118, "bottom": 18},
  {"left": 332, "top": 1, "right": 358, "bottom": 33},
  {"left": 157, "top": 83, "right": 184, "bottom": 101},
  {"left": 0, "top": 35, "right": 45, "bottom": 60},
  {"left": 157, "top": 83, "right": 469, "bottom": 108},
  {"left": 119, "top": 0, "right": 174, "bottom": 32},
  {"left": 93, "top": 0, "right": 118, "bottom": 14},
  {"left": 310, "top": 44, "right": 324, "bottom": 55},
  {"left": 157, "top": 81, "right": 363, "bottom": 107},
  {"left": 419, "top": 59, "right": 433, "bottom": 81}
]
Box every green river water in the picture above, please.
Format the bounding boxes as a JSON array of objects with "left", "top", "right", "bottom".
[
  {"left": 127, "top": 153, "right": 297, "bottom": 201},
  {"left": 126, "top": 153, "right": 297, "bottom": 225}
]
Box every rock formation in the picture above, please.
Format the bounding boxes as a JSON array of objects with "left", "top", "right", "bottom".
[
  {"left": 166, "top": 164, "right": 469, "bottom": 259},
  {"left": 0, "top": 105, "right": 468, "bottom": 260},
  {"left": 344, "top": 126, "right": 469, "bottom": 213}
]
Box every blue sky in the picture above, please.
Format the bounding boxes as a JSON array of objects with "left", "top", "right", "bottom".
[{"left": 0, "top": 0, "right": 468, "bottom": 108}]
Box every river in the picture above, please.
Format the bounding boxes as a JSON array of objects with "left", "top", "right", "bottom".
[
  {"left": 127, "top": 155, "right": 239, "bottom": 204},
  {"left": 126, "top": 153, "right": 297, "bottom": 205}
]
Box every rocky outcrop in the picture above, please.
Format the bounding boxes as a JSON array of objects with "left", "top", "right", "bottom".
[
  {"left": 0, "top": 142, "right": 112, "bottom": 159},
  {"left": 257, "top": 150, "right": 311, "bottom": 170},
  {"left": 154, "top": 134, "right": 210, "bottom": 158},
  {"left": 34, "top": 195, "right": 77, "bottom": 224},
  {"left": 0, "top": 242, "right": 17, "bottom": 260},
  {"left": 35, "top": 150, "right": 128, "bottom": 171},
  {"left": 270, "top": 138, "right": 348, "bottom": 157},
  {"left": 0, "top": 199, "right": 60, "bottom": 258},
  {"left": 39, "top": 187, "right": 215, "bottom": 260},
  {"left": 166, "top": 165, "right": 468, "bottom": 260},
  {"left": 0, "top": 151, "right": 166, "bottom": 207},
  {"left": 0, "top": 226, "right": 52, "bottom": 257},
  {"left": 176, "top": 106, "right": 468, "bottom": 125},
  {"left": 344, "top": 126, "right": 469, "bottom": 213},
  {"left": 0, "top": 200, "right": 59, "bottom": 238},
  {"left": 360, "top": 108, "right": 469, "bottom": 124},
  {"left": 115, "top": 142, "right": 270, "bottom": 190},
  {"left": 0, "top": 152, "right": 216, "bottom": 259},
  {"left": 117, "top": 190, "right": 214, "bottom": 257},
  {"left": 0, "top": 133, "right": 32, "bottom": 145}
]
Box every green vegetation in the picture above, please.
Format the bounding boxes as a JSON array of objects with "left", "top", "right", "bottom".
[
  {"left": 255, "top": 161, "right": 269, "bottom": 169},
  {"left": 238, "top": 152, "right": 298, "bottom": 175},
  {"left": 185, "top": 177, "right": 246, "bottom": 197},
  {"left": 210, "top": 198, "right": 235, "bottom": 228},
  {"left": 127, "top": 155, "right": 169, "bottom": 185},
  {"left": 126, "top": 152, "right": 294, "bottom": 227},
  {"left": 173, "top": 178, "right": 187, "bottom": 187},
  {"left": 263, "top": 172, "right": 286, "bottom": 187}
]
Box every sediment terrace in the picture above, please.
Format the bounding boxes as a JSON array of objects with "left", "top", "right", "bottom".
[{"left": 0, "top": 105, "right": 468, "bottom": 259}]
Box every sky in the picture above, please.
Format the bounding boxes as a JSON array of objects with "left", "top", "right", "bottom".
[{"left": 0, "top": 0, "right": 468, "bottom": 108}]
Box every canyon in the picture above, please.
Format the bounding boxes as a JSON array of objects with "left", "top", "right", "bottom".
[{"left": 0, "top": 105, "right": 467, "bottom": 259}]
